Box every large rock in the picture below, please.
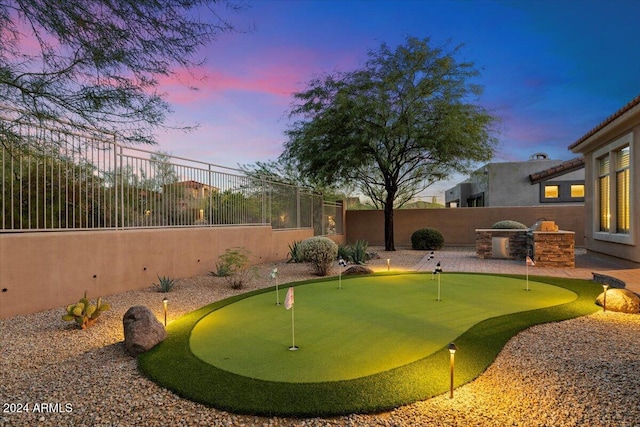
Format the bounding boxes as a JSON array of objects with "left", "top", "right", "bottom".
[
  {"left": 343, "top": 265, "right": 374, "bottom": 275},
  {"left": 596, "top": 289, "right": 640, "bottom": 314},
  {"left": 366, "top": 251, "right": 381, "bottom": 260},
  {"left": 123, "top": 305, "right": 167, "bottom": 357}
]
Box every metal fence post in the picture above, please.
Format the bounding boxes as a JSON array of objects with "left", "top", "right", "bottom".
[
  {"left": 296, "top": 187, "right": 300, "bottom": 228},
  {"left": 113, "top": 136, "right": 118, "bottom": 230}
]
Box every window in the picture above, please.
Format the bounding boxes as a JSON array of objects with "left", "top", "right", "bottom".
[
  {"left": 598, "top": 154, "right": 610, "bottom": 232},
  {"left": 539, "top": 180, "right": 585, "bottom": 203},
  {"left": 570, "top": 184, "right": 584, "bottom": 198},
  {"left": 592, "top": 132, "right": 633, "bottom": 244},
  {"left": 616, "top": 146, "right": 630, "bottom": 234},
  {"left": 466, "top": 193, "right": 484, "bottom": 207},
  {"left": 544, "top": 185, "right": 559, "bottom": 198}
]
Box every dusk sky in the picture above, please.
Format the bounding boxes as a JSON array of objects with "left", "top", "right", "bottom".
[{"left": 155, "top": 0, "right": 640, "bottom": 199}]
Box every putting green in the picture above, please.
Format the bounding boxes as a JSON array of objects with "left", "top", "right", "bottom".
[
  {"left": 139, "top": 273, "right": 601, "bottom": 417},
  {"left": 189, "top": 274, "right": 576, "bottom": 382}
]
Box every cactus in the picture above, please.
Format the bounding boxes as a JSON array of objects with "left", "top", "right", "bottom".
[{"left": 62, "top": 291, "right": 111, "bottom": 329}]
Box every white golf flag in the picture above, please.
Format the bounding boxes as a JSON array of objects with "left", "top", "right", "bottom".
[
  {"left": 285, "top": 287, "right": 294, "bottom": 310},
  {"left": 526, "top": 256, "right": 535, "bottom": 267}
]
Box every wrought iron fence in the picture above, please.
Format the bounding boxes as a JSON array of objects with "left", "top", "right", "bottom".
[{"left": 1, "top": 114, "right": 338, "bottom": 234}]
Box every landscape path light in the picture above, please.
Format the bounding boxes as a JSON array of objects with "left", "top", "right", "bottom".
[
  {"left": 386, "top": 258, "right": 390, "bottom": 271},
  {"left": 448, "top": 342, "right": 458, "bottom": 399},
  {"left": 162, "top": 297, "right": 168, "bottom": 326},
  {"left": 602, "top": 284, "right": 610, "bottom": 312}
]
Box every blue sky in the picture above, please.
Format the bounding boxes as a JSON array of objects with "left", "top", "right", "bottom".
[{"left": 155, "top": 0, "right": 640, "bottom": 199}]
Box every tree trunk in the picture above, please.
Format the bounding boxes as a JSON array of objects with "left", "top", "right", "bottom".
[{"left": 383, "top": 195, "right": 395, "bottom": 251}]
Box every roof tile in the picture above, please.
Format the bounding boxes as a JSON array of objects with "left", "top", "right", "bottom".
[{"left": 569, "top": 94, "right": 640, "bottom": 150}]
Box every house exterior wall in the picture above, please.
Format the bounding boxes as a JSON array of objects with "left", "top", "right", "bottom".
[
  {"left": 0, "top": 227, "right": 346, "bottom": 318},
  {"left": 486, "top": 160, "right": 564, "bottom": 206},
  {"left": 571, "top": 116, "right": 640, "bottom": 263},
  {"left": 445, "top": 159, "right": 584, "bottom": 207}
]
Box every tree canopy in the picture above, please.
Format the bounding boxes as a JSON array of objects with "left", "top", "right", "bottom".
[
  {"left": 0, "top": 0, "right": 244, "bottom": 144},
  {"left": 282, "top": 37, "right": 498, "bottom": 250}
]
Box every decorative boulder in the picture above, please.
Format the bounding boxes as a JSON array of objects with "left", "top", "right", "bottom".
[
  {"left": 367, "top": 251, "right": 381, "bottom": 260},
  {"left": 343, "top": 265, "right": 374, "bottom": 275},
  {"left": 595, "top": 289, "right": 640, "bottom": 314},
  {"left": 123, "top": 306, "right": 167, "bottom": 357}
]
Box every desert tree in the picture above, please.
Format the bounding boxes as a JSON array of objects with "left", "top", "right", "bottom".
[
  {"left": 0, "top": 0, "right": 246, "bottom": 144},
  {"left": 282, "top": 37, "right": 498, "bottom": 250}
]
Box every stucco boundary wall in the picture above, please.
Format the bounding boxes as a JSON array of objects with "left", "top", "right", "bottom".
[
  {"left": 0, "top": 227, "right": 345, "bottom": 319},
  {"left": 346, "top": 206, "right": 585, "bottom": 247}
]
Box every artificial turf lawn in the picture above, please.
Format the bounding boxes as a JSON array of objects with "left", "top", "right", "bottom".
[
  {"left": 190, "top": 274, "right": 576, "bottom": 382},
  {"left": 138, "top": 273, "right": 602, "bottom": 417}
]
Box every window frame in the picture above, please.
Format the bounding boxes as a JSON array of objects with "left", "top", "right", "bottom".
[
  {"left": 592, "top": 132, "right": 634, "bottom": 245},
  {"left": 570, "top": 183, "right": 585, "bottom": 198},
  {"left": 615, "top": 146, "right": 630, "bottom": 234},
  {"left": 539, "top": 180, "right": 585, "bottom": 203}
]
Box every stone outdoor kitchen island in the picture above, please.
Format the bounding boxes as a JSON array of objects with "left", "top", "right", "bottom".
[{"left": 476, "top": 225, "right": 575, "bottom": 268}]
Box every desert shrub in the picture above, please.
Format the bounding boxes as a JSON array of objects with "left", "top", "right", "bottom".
[
  {"left": 210, "top": 247, "right": 255, "bottom": 289},
  {"left": 300, "top": 236, "right": 338, "bottom": 276},
  {"left": 411, "top": 228, "right": 445, "bottom": 250},
  {"left": 491, "top": 220, "right": 528, "bottom": 229}
]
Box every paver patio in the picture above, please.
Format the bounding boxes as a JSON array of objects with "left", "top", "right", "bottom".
[{"left": 414, "top": 246, "right": 640, "bottom": 294}]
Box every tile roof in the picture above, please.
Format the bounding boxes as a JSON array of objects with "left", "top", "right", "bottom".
[
  {"left": 529, "top": 157, "right": 585, "bottom": 184},
  {"left": 569, "top": 94, "right": 640, "bottom": 150}
]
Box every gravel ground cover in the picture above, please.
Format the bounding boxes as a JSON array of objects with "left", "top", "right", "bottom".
[{"left": 1, "top": 247, "right": 639, "bottom": 426}]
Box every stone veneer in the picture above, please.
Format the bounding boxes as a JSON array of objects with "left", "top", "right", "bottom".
[
  {"left": 476, "top": 229, "right": 575, "bottom": 268},
  {"left": 532, "top": 231, "right": 575, "bottom": 268},
  {"left": 475, "top": 229, "right": 528, "bottom": 260}
]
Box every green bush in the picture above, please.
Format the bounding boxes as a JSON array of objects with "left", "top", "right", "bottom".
[
  {"left": 210, "top": 247, "right": 255, "bottom": 289},
  {"left": 491, "top": 220, "right": 528, "bottom": 229},
  {"left": 411, "top": 228, "right": 444, "bottom": 250},
  {"left": 300, "top": 236, "right": 338, "bottom": 276}
]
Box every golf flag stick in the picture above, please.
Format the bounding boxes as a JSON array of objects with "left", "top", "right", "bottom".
[
  {"left": 271, "top": 267, "right": 279, "bottom": 305},
  {"left": 434, "top": 262, "right": 442, "bottom": 301},
  {"left": 338, "top": 258, "right": 347, "bottom": 289},
  {"left": 525, "top": 256, "right": 535, "bottom": 291},
  {"left": 285, "top": 287, "right": 298, "bottom": 350}
]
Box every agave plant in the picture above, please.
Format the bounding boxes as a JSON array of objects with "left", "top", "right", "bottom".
[
  {"left": 287, "top": 240, "right": 304, "bottom": 263},
  {"left": 154, "top": 275, "right": 176, "bottom": 293},
  {"left": 350, "top": 240, "right": 370, "bottom": 264}
]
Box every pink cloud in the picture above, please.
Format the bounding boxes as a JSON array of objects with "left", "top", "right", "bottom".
[
  {"left": 159, "top": 66, "right": 300, "bottom": 105},
  {"left": 157, "top": 66, "right": 298, "bottom": 105},
  {"left": 158, "top": 45, "right": 356, "bottom": 106}
]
